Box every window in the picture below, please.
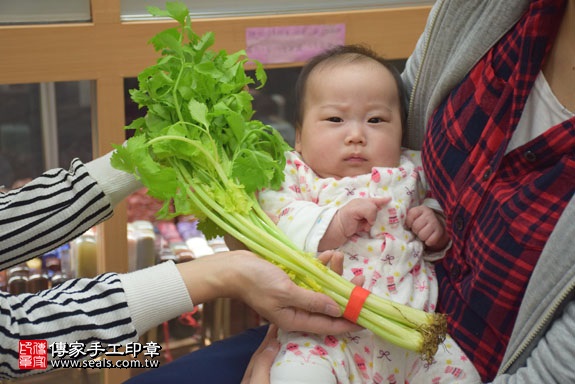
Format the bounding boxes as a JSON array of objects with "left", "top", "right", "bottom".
[
  {"left": 0, "top": 1, "right": 91, "bottom": 25},
  {"left": 121, "top": 0, "right": 434, "bottom": 20},
  {"left": 0, "top": 81, "right": 93, "bottom": 190}
]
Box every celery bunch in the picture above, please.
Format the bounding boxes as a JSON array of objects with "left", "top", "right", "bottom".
[{"left": 111, "top": 2, "right": 446, "bottom": 362}]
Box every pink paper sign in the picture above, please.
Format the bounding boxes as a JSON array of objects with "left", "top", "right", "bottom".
[{"left": 246, "top": 24, "right": 346, "bottom": 64}]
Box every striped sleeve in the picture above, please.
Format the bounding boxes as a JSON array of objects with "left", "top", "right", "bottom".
[
  {"left": 0, "top": 158, "right": 128, "bottom": 379},
  {"left": 0, "top": 159, "right": 114, "bottom": 270},
  {"left": 0, "top": 272, "right": 137, "bottom": 380}
]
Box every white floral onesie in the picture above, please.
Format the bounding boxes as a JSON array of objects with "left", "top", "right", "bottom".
[{"left": 258, "top": 150, "right": 480, "bottom": 384}]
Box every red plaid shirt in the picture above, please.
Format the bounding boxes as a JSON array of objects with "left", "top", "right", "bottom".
[{"left": 422, "top": 0, "right": 575, "bottom": 381}]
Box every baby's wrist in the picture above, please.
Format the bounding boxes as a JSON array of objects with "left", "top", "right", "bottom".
[{"left": 318, "top": 211, "right": 347, "bottom": 251}]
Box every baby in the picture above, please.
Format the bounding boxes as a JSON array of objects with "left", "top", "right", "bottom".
[{"left": 257, "top": 45, "right": 480, "bottom": 383}]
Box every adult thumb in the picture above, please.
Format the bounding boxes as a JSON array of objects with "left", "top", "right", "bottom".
[{"left": 241, "top": 325, "right": 280, "bottom": 384}]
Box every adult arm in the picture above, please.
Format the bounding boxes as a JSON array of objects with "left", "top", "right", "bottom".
[
  {"left": 0, "top": 260, "right": 191, "bottom": 380},
  {"left": 1, "top": 249, "right": 353, "bottom": 380},
  {"left": 0, "top": 151, "right": 141, "bottom": 270},
  {"left": 0, "top": 151, "right": 147, "bottom": 379},
  {"left": 491, "top": 299, "right": 575, "bottom": 384},
  {"left": 175, "top": 250, "right": 352, "bottom": 334}
]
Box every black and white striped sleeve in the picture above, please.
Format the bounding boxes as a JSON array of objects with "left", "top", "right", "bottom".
[
  {"left": 0, "top": 272, "right": 137, "bottom": 379},
  {"left": 0, "top": 156, "right": 152, "bottom": 379},
  {"left": 0, "top": 159, "right": 114, "bottom": 270}
]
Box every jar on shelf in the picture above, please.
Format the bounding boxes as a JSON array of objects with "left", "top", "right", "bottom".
[
  {"left": 28, "top": 272, "right": 50, "bottom": 292},
  {"left": 50, "top": 272, "right": 68, "bottom": 288},
  {"left": 8, "top": 275, "right": 28, "bottom": 294},
  {"left": 0, "top": 270, "right": 7, "bottom": 292}
]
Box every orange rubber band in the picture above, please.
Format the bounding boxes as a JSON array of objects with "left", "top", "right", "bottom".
[{"left": 343, "top": 286, "right": 371, "bottom": 323}]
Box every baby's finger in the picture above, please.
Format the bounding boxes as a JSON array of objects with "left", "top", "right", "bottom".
[
  {"left": 370, "top": 197, "right": 391, "bottom": 208},
  {"left": 318, "top": 250, "right": 345, "bottom": 276},
  {"left": 405, "top": 206, "right": 424, "bottom": 228}
]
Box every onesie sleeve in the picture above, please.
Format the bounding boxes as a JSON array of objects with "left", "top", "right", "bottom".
[
  {"left": 258, "top": 184, "right": 337, "bottom": 252},
  {"left": 258, "top": 152, "right": 338, "bottom": 253},
  {"left": 277, "top": 202, "right": 337, "bottom": 252}
]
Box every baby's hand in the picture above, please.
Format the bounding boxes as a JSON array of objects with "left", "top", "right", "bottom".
[
  {"left": 405, "top": 205, "right": 450, "bottom": 251},
  {"left": 338, "top": 197, "right": 389, "bottom": 236},
  {"left": 319, "top": 197, "right": 389, "bottom": 250}
]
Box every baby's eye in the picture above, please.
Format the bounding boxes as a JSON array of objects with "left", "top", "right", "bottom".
[
  {"left": 327, "top": 116, "right": 343, "bottom": 123},
  {"left": 368, "top": 117, "right": 385, "bottom": 123}
]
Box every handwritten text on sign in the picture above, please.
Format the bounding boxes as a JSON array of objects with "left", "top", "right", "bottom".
[{"left": 245, "top": 24, "right": 346, "bottom": 64}]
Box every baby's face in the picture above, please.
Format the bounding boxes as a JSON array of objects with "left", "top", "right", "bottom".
[{"left": 295, "top": 60, "right": 403, "bottom": 179}]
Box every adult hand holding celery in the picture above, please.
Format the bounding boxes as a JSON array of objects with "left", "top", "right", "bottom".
[{"left": 111, "top": 2, "right": 446, "bottom": 362}]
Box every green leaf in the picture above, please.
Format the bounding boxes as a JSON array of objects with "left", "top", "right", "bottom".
[
  {"left": 194, "top": 32, "right": 215, "bottom": 59},
  {"left": 166, "top": 1, "right": 189, "bottom": 25},
  {"left": 197, "top": 218, "right": 224, "bottom": 240},
  {"left": 144, "top": 113, "right": 172, "bottom": 134},
  {"left": 110, "top": 142, "right": 137, "bottom": 175},
  {"left": 232, "top": 149, "right": 275, "bottom": 194},
  {"left": 254, "top": 61, "right": 268, "bottom": 89},
  {"left": 124, "top": 116, "right": 146, "bottom": 132},
  {"left": 146, "top": 6, "right": 170, "bottom": 18},
  {"left": 116, "top": 0, "right": 288, "bottom": 249},
  {"left": 149, "top": 28, "right": 183, "bottom": 56},
  {"left": 188, "top": 99, "right": 209, "bottom": 128}
]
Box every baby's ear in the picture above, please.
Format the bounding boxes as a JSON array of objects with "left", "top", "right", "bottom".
[{"left": 294, "top": 129, "right": 303, "bottom": 152}]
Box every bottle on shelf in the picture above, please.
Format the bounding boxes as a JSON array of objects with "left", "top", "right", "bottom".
[
  {"left": 70, "top": 228, "right": 98, "bottom": 278},
  {"left": 127, "top": 221, "right": 157, "bottom": 272}
]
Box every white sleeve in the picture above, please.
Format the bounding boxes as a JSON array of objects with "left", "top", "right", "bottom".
[
  {"left": 258, "top": 153, "right": 338, "bottom": 252},
  {"left": 275, "top": 202, "right": 338, "bottom": 252},
  {"left": 85, "top": 148, "right": 143, "bottom": 208},
  {"left": 120, "top": 261, "right": 194, "bottom": 335}
]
